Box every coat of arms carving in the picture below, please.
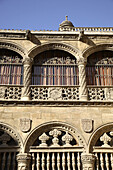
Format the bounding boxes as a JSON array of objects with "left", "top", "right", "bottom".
[
  {"left": 20, "top": 118, "right": 31, "bottom": 133},
  {"left": 81, "top": 119, "right": 93, "bottom": 133}
]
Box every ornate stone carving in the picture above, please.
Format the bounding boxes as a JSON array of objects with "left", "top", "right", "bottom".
[
  {"left": 0, "top": 87, "right": 6, "bottom": 99},
  {"left": 0, "top": 133, "right": 11, "bottom": 146},
  {"left": 22, "top": 57, "right": 33, "bottom": 100},
  {"left": 100, "top": 133, "right": 111, "bottom": 147},
  {"left": 0, "top": 42, "right": 26, "bottom": 57},
  {"left": 105, "top": 88, "right": 113, "bottom": 100},
  {"left": 17, "top": 153, "right": 31, "bottom": 170},
  {"left": 49, "top": 88, "right": 62, "bottom": 100},
  {"left": 49, "top": 129, "right": 61, "bottom": 147},
  {"left": 20, "top": 118, "right": 31, "bottom": 133},
  {"left": 81, "top": 119, "right": 93, "bottom": 133},
  {"left": 39, "top": 133, "right": 49, "bottom": 147},
  {"left": 81, "top": 154, "right": 96, "bottom": 170},
  {"left": 62, "top": 131, "right": 73, "bottom": 146},
  {"left": 0, "top": 55, "right": 22, "bottom": 63},
  {"left": 29, "top": 43, "right": 81, "bottom": 59},
  {"left": 78, "top": 59, "right": 88, "bottom": 101}
]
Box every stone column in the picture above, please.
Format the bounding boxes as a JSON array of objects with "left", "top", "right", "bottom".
[
  {"left": 81, "top": 153, "right": 96, "bottom": 170},
  {"left": 78, "top": 57, "right": 88, "bottom": 101},
  {"left": 17, "top": 153, "right": 31, "bottom": 170},
  {"left": 21, "top": 57, "right": 33, "bottom": 101}
]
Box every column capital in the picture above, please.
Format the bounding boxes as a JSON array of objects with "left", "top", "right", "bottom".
[
  {"left": 77, "top": 57, "right": 87, "bottom": 66},
  {"left": 17, "top": 153, "right": 31, "bottom": 170},
  {"left": 23, "top": 57, "right": 33, "bottom": 65},
  {"left": 81, "top": 153, "right": 96, "bottom": 170}
]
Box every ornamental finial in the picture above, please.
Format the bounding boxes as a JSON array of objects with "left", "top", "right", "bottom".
[{"left": 65, "top": 16, "right": 68, "bottom": 20}]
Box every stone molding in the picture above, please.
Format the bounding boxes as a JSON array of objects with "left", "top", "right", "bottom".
[
  {"left": 0, "top": 41, "right": 27, "bottom": 58},
  {"left": 88, "top": 122, "right": 113, "bottom": 152},
  {"left": 24, "top": 121, "right": 86, "bottom": 152},
  {"left": 28, "top": 42, "right": 82, "bottom": 59},
  {"left": 83, "top": 43, "right": 113, "bottom": 59},
  {"left": 0, "top": 122, "right": 23, "bottom": 149}
]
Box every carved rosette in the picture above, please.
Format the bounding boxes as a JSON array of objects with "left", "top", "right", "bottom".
[
  {"left": 81, "top": 154, "right": 96, "bottom": 170},
  {"left": 49, "top": 88, "right": 62, "bottom": 100},
  {"left": 77, "top": 57, "right": 88, "bottom": 101},
  {"left": 22, "top": 57, "right": 33, "bottom": 101},
  {"left": 17, "top": 153, "right": 31, "bottom": 170}
]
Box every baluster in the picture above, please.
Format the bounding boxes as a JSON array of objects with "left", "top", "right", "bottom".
[
  {"left": 67, "top": 152, "right": 71, "bottom": 170},
  {"left": 72, "top": 152, "right": 75, "bottom": 170},
  {"left": 7, "top": 152, "right": 11, "bottom": 170},
  {"left": 2, "top": 152, "right": 6, "bottom": 170},
  {"left": 37, "top": 153, "right": 40, "bottom": 170},
  {"left": 105, "top": 153, "right": 109, "bottom": 170},
  {"left": 100, "top": 153, "right": 104, "bottom": 170},
  {"left": 42, "top": 153, "right": 45, "bottom": 170},
  {"left": 32, "top": 153, "right": 35, "bottom": 170},
  {"left": 12, "top": 152, "right": 16, "bottom": 170},
  {"left": 47, "top": 153, "right": 50, "bottom": 170},
  {"left": 77, "top": 152, "right": 81, "bottom": 170},
  {"left": 57, "top": 153, "right": 60, "bottom": 170},
  {"left": 95, "top": 153, "right": 99, "bottom": 170},
  {"left": 62, "top": 152, "right": 65, "bottom": 170},
  {"left": 52, "top": 153, "right": 55, "bottom": 170},
  {"left": 111, "top": 153, "right": 113, "bottom": 170}
]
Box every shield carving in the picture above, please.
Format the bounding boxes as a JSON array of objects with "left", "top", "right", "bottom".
[
  {"left": 81, "top": 119, "right": 93, "bottom": 133},
  {"left": 20, "top": 118, "right": 31, "bottom": 133}
]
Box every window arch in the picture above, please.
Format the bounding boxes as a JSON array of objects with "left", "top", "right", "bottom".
[
  {"left": 32, "top": 50, "right": 79, "bottom": 86},
  {"left": 86, "top": 50, "right": 113, "bottom": 86},
  {"left": 0, "top": 49, "right": 23, "bottom": 85}
]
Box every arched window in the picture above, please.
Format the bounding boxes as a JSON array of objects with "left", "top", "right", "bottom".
[
  {"left": 86, "top": 50, "right": 113, "bottom": 86},
  {"left": 0, "top": 49, "right": 23, "bottom": 85},
  {"left": 32, "top": 50, "right": 79, "bottom": 86}
]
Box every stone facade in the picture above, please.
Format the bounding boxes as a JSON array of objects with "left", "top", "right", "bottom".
[{"left": 0, "top": 19, "right": 113, "bottom": 169}]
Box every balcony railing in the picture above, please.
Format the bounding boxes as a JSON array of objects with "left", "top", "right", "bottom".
[{"left": 0, "top": 85, "right": 113, "bottom": 102}]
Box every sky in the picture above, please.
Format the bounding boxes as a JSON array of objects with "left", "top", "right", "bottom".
[{"left": 0, "top": 0, "right": 113, "bottom": 31}]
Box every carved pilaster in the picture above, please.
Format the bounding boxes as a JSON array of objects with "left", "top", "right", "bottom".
[
  {"left": 81, "top": 154, "right": 96, "bottom": 170},
  {"left": 77, "top": 57, "right": 88, "bottom": 101},
  {"left": 21, "top": 57, "right": 33, "bottom": 101},
  {"left": 17, "top": 153, "right": 31, "bottom": 170}
]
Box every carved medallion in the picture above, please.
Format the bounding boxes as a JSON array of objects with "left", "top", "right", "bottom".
[
  {"left": 81, "top": 119, "right": 93, "bottom": 133},
  {"left": 20, "top": 118, "right": 31, "bottom": 133},
  {"left": 105, "top": 88, "right": 113, "bottom": 100},
  {"left": 49, "top": 88, "right": 62, "bottom": 100},
  {"left": 0, "top": 87, "right": 6, "bottom": 99}
]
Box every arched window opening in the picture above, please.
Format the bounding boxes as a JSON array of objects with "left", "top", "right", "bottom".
[
  {"left": 0, "top": 49, "right": 23, "bottom": 85},
  {"left": 32, "top": 50, "right": 79, "bottom": 86},
  {"left": 0, "top": 130, "right": 19, "bottom": 169},
  {"left": 90, "top": 125, "right": 113, "bottom": 169},
  {"left": 86, "top": 50, "right": 113, "bottom": 86},
  {"left": 28, "top": 126, "right": 83, "bottom": 170}
]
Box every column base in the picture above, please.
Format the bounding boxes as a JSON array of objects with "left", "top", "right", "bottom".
[
  {"left": 80, "top": 95, "right": 88, "bottom": 101},
  {"left": 21, "top": 96, "right": 31, "bottom": 101}
]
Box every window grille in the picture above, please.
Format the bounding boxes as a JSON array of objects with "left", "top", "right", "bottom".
[
  {"left": 0, "top": 49, "right": 23, "bottom": 85},
  {"left": 32, "top": 50, "right": 79, "bottom": 86},
  {"left": 86, "top": 51, "right": 113, "bottom": 86}
]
